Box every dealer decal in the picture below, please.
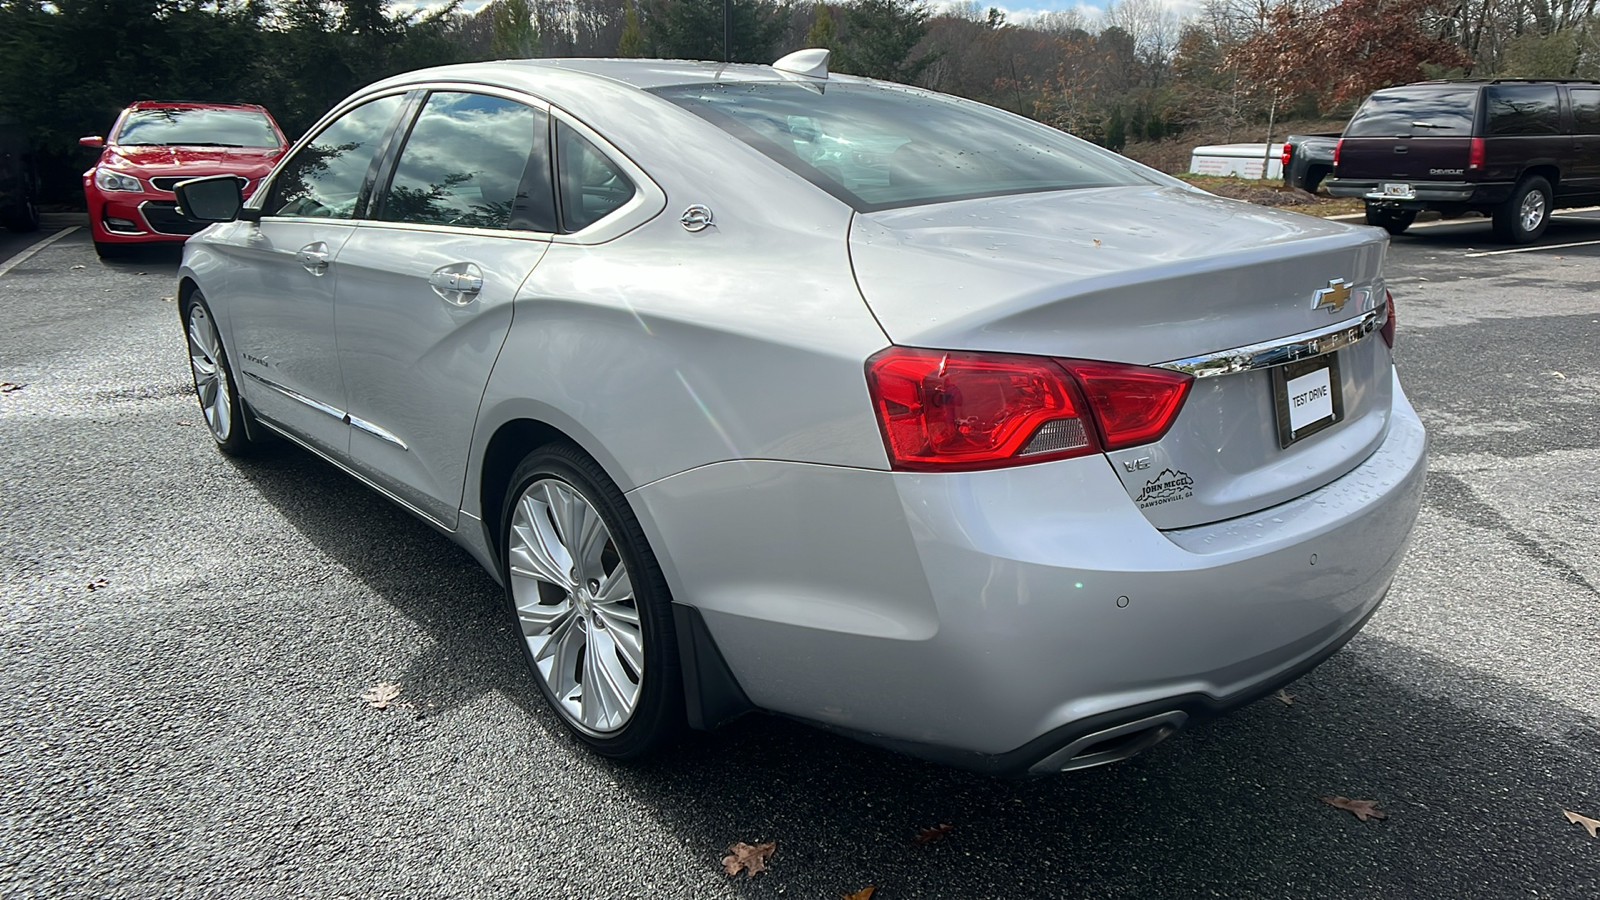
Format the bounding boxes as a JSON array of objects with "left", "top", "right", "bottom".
[{"left": 1135, "top": 468, "right": 1195, "bottom": 509}]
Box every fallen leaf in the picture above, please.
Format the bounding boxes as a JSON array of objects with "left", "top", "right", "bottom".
[
  {"left": 0, "top": 382, "right": 24, "bottom": 393},
  {"left": 160, "top": 296, "right": 176, "bottom": 302},
  {"left": 843, "top": 888, "right": 876, "bottom": 900},
  {"left": 721, "top": 840, "right": 776, "bottom": 877},
  {"left": 176, "top": 420, "right": 193, "bottom": 427},
  {"left": 1552, "top": 371, "right": 1566, "bottom": 379},
  {"left": 360, "top": 681, "right": 401, "bottom": 709},
  {"left": 912, "top": 823, "right": 953, "bottom": 844},
  {"left": 1275, "top": 689, "right": 1295, "bottom": 705},
  {"left": 1092, "top": 238, "right": 1102, "bottom": 246},
  {"left": 71, "top": 264, "right": 85, "bottom": 270},
  {"left": 1564, "top": 809, "right": 1600, "bottom": 838},
  {"left": 1322, "top": 796, "right": 1386, "bottom": 822},
  {"left": 85, "top": 578, "right": 109, "bottom": 591}
]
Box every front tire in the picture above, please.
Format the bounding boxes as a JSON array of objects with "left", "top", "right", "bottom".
[
  {"left": 182, "top": 293, "right": 254, "bottom": 456},
  {"left": 1492, "top": 175, "right": 1551, "bottom": 243},
  {"left": 1365, "top": 205, "right": 1417, "bottom": 235},
  {"left": 501, "top": 444, "right": 683, "bottom": 758}
]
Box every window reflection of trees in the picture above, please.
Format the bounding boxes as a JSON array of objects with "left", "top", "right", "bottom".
[
  {"left": 381, "top": 94, "right": 539, "bottom": 231},
  {"left": 272, "top": 141, "right": 361, "bottom": 217},
  {"left": 384, "top": 171, "right": 516, "bottom": 229}
]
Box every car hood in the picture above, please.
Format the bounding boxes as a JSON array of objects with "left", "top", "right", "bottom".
[
  {"left": 848, "top": 185, "right": 1388, "bottom": 365},
  {"left": 104, "top": 144, "right": 282, "bottom": 176}
]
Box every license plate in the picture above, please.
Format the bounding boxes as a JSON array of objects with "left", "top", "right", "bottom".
[
  {"left": 1380, "top": 182, "right": 1415, "bottom": 199},
  {"left": 1273, "top": 354, "right": 1344, "bottom": 448}
]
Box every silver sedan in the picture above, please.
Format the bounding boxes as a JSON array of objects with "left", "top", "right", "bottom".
[{"left": 172, "top": 50, "right": 1426, "bottom": 775}]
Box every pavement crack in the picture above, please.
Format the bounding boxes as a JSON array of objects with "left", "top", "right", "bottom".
[{"left": 1427, "top": 472, "right": 1600, "bottom": 599}]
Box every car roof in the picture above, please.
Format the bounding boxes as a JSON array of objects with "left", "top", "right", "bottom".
[
  {"left": 125, "top": 100, "right": 273, "bottom": 112},
  {"left": 363, "top": 57, "right": 867, "bottom": 99}
]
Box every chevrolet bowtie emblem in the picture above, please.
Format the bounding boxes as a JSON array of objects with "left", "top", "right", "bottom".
[{"left": 1312, "top": 278, "right": 1352, "bottom": 313}]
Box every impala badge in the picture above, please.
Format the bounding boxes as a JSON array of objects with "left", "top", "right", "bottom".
[{"left": 1312, "top": 279, "right": 1352, "bottom": 314}]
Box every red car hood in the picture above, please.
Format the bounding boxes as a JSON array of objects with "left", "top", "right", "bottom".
[{"left": 103, "top": 144, "right": 282, "bottom": 180}]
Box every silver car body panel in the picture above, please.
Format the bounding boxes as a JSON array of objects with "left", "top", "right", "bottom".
[
  {"left": 176, "top": 57, "right": 1428, "bottom": 769},
  {"left": 629, "top": 373, "right": 1425, "bottom": 755}
]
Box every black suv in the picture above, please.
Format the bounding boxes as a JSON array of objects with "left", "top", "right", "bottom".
[{"left": 1326, "top": 79, "right": 1600, "bottom": 242}]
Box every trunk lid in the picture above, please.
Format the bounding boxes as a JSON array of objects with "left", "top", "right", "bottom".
[{"left": 849, "top": 184, "right": 1395, "bottom": 529}]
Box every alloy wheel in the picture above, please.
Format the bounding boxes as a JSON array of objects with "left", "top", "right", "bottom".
[
  {"left": 1519, "top": 190, "right": 1546, "bottom": 234},
  {"left": 186, "top": 304, "right": 233, "bottom": 443},
  {"left": 507, "top": 478, "right": 644, "bottom": 734}
]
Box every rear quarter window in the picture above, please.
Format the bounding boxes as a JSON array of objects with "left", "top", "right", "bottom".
[
  {"left": 1485, "top": 85, "right": 1562, "bottom": 135},
  {"left": 1344, "top": 87, "right": 1478, "bottom": 137},
  {"left": 1570, "top": 88, "right": 1600, "bottom": 135}
]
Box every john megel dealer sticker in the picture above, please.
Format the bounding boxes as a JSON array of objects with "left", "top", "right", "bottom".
[{"left": 1135, "top": 468, "right": 1194, "bottom": 509}]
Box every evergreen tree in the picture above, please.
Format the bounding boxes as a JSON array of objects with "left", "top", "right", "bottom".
[
  {"left": 1104, "top": 105, "right": 1126, "bottom": 151},
  {"left": 645, "top": 0, "right": 790, "bottom": 63},
  {"left": 490, "top": 0, "right": 539, "bottom": 58},
  {"left": 617, "top": 4, "right": 647, "bottom": 57},
  {"left": 832, "top": 0, "right": 937, "bottom": 84},
  {"left": 804, "top": 3, "right": 837, "bottom": 49}
]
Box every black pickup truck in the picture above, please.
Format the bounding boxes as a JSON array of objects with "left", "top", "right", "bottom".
[{"left": 1280, "top": 132, "right": 1340, "bottom": 192}]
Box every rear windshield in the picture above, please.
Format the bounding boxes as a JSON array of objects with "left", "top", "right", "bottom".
[
  {"left": 652, "top": 82, "right": 1159, "bottom": 212},
  {"left": 1344, "top": 87, "right": 1479, "bottom": 137},
  {"left": 116, "top": 108, "right": 281, "bottom": 148}
]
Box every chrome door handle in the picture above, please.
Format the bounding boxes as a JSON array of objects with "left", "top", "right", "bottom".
[
  {"left": 428, "top": 270, "right": 483, "bottom": 294},
  {"left": 296, "top": 242, "right": 331, "bottom": 275},
  {"left": 429, "top": 263, "right": 484, "bottom": 305}
]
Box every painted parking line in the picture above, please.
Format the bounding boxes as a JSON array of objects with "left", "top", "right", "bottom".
[
  {"left": 0, "top": 226, "right": 79, "bottom": 279},
  {"left": 1463, "top": 238, "right": 1600, "bottom": 258}
]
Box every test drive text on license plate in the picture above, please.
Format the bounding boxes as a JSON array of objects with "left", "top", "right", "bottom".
[{"left": 1273, "top": 354, "right": 1344, "bottom": 447}]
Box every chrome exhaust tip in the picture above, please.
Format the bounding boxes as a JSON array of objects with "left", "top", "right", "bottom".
[{"left": 1029, "top": 710, "right": 1189, "bottom": 774}]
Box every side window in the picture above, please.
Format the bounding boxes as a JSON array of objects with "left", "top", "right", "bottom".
[
  {"left": 378, "top": 91, "right": 553, "bottom": 232},
  {"left": 1485, "top": 85, "right": 1561, "bottom": 136},
  {"left": 1572, "top": 89, "right": 1600, "bottom": 136},
  {"left": 266, "top": 94, "right": 405, "bottom": 219},
  {"left": 555, "top": 121, "right": 636, "bottom": 233}
]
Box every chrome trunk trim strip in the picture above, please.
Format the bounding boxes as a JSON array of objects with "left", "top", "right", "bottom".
[{"left": 1155, "top": 308, "right": 1384, "bottom": 379}]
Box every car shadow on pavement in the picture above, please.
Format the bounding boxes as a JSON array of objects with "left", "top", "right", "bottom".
[
  {"left": 227, "top": 440, "right": 554, "bottom": 729},
  {"left": 229, "top": 440, "right": 1600, "bottom": 899}
]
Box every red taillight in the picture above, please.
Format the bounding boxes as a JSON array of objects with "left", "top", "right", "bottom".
[
  {"left": 864, "top": 348, "right": 1193, "bottom": 471},
  {"left": 1058, "top": 360, "right": 1194, "bottom": 451},
  {"left": 866, "top": 348, "right": 1096, "bottom": 471},
  {"left": 1467, "top": 137, "right": 1484, "bottom": 171},
  {"left": 1381, "top": 290, "right": 1396, "bottom": 348},
  {"left": 1333, "top": 138, "right": 1344, "bottom": 171},
  {"left": 1281, "top": 143, "right": 1293, "bottom": 167}
]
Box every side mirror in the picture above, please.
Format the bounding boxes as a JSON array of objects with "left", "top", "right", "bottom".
[
  {"left": 174, "top": 174, "right": 245, "bottom": 223},
  {"left": 78, "top": 135, "right": 104, "bottom": 147}
]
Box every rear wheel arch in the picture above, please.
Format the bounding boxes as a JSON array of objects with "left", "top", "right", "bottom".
[
  {"left": 480, "top": 417, "right": 567, "bottom": 566},
  {"left": 1520, "top": 164, "right": 1560, "bottom": 191}
]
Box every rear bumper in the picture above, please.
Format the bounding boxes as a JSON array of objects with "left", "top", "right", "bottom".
[
  {"left": 1326, "top": 178, "right": 1514, "bottom": 208},
  {"left": 631, "top": 372, "right": 1427, "bottom": 773}
]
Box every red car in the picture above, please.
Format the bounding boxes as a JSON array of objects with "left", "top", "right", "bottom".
[{"left": 81, "top": 101, "right": 286, "bottom": 258}]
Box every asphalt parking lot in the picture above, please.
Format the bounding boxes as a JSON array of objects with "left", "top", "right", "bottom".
[{"left": 2, "top": 211, "right": 1598, "bottom": 899}]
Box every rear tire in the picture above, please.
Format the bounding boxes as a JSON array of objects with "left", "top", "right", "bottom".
[
  {"left": 1492, "top": 175, "right": 1551, "bottom": 244},
  {"left": 500, "top": 444, "right": 684, "bottom": 759},
  {"left": 1365, "top": 205, "right": 1416, "bottom": 235}
]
